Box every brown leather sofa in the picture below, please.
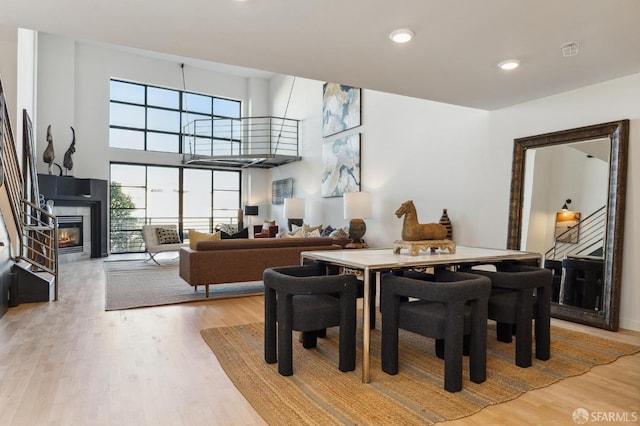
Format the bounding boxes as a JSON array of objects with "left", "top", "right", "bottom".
[{"left": 179, "top": 237, "right": 342, "bottom": 297}]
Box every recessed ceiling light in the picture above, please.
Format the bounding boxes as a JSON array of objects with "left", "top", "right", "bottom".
[
  {"left": 498, "top": 59, "right": 520, "bottom": 71},
  {"left": 389, "top": 29, "right": 415, "bottom": 43}
]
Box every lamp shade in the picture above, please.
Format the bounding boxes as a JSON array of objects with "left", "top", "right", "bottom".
[
  {"left": 283, "top": 198, "right": 305, "bottom": 219},
  {"left": 343, "top": 192, "right": 372, "bottom": 219},
  {"left": 244, "top": 205, "right": 259, "bottom": 216}
]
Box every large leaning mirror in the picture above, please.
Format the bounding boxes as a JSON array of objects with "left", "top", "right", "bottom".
[{"left": 507, "top": 120, "right": 629, "bottom": 330}]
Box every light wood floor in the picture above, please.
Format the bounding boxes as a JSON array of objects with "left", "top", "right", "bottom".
[{"left": 0, "top": 258, "right": 638, "bottom": 426}]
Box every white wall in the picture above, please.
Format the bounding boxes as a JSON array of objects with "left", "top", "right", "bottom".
[
  {"left": 523, "top": 144, "right": 609, "bottom": 255},
  {"left": 36, "top": 33, "right": 270, "bottom": 185},
  {"left": 269, "top": 76, "right": 492, "bottom": 248},
  {"left": 491, "top": 72, "right": 640, "bottom": 331}
]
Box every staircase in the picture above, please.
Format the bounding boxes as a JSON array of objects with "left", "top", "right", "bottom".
[
  {"left": 0, "top": 78, "right": 58, "bottom": 306},
  {"left": 545, "top": 205, "right": 606, "bottom": 261}
]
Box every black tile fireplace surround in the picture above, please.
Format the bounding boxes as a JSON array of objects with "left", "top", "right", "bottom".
[{"left": 38, "top": 174, "right": 108, "bottom": 258}]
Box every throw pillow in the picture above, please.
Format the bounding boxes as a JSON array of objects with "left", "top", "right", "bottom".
[
  {"left": 305, "top": 229, "right": 321, "bottom": 238},
  {"left": 329, "top": 227, "right": 349, "bottom": 239},
  {"left": 215, "top": 223, "right": 238, "bottom": 234},
  {"left": 188, "top": 229, "right": 221, "bottom": 249},
  {"left": 156, "top": 227, "right": 182, "bottom": 244},
  {"left": 321, "top": 225, "right": 335, "bottom": 237},
  {"left": 262, "top": 220, "right": 276, "bottom": 231},
  {"left": 303, "top": 224, "right": 323, "bottom": 233},
  {"left": 220, "top": 227, "right": 249, "bottom": 239},
  {"left": 286, "top": 228, "right": 304, "bottom": 238}
]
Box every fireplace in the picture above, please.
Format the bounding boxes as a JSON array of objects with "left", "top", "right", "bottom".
[{"left": 57, "top": 216, "right": 84, "bottom": 254}]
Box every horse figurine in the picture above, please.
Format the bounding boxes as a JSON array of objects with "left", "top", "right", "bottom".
[{"left": 395, "top": 200, "right": 448, "bottom": 241}]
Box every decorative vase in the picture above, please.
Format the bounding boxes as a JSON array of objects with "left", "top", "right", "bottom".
[{"left": 439, "top": 208, "right": 452, "bottom": 240}]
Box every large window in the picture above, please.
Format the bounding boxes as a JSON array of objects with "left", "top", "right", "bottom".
[
  {"left": 110, "top": 163, "right": 240, "bottom": 253},
  {"left": 109, "top": 79, "right": 241, "bottom": 153}
]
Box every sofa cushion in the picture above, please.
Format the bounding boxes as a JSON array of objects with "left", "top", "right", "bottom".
[{"left": 188, "top": 229, "right": 221, "bottom": 249}]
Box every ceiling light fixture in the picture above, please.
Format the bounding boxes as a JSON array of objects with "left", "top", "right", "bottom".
[
  {"left": 498, "top": 59, "right": 520, "bottom": 71},
  {"left": 389, "top": 29, "right": 415, "bottom": 43}
]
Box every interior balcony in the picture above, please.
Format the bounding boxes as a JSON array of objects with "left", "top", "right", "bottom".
[{"left": 182, "top": 116, "right": 302, "bottom": 169}]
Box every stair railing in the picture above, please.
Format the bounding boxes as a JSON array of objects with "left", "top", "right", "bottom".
[
  {"left": 545, "top": 205, "right": 606, "bottom": 261},
  {"left": 0, "top": 78, "right": 58, "bottom": 300}
]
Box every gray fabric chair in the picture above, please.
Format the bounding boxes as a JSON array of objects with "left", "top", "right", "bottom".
[
  {"left": 560, "top": 257, "right": 603, "bottom": 310},
  {"left": 463, "top": 263, "right": 552, "bottom": 368},
  {"left": 263, "top": 264, "right": 359, "bottom": 376},
  {"left": 381, "top": 270, "right": 491, "bottom": 392}
]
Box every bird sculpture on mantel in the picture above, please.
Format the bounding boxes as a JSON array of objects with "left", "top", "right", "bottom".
[
  {"left": 43, "top": 125, "right": 55, "bottom": 174},
  {"left": 63, "top": 126, "right": 76, "bottom": 175}
]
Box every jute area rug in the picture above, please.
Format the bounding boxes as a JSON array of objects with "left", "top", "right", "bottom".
[
  {"left": 201, "top": 322, "right": 640, "bottom": 425},
  {"left": 104, "top": 260, "right": 263, "bottom": 311}
]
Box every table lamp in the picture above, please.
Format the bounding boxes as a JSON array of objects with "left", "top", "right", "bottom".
[
  {"left": 283, "top": 198, "right": 305, "bottom": 231},
  {"left": 344, "top": 191, "right": 371, "bottom": 247}
]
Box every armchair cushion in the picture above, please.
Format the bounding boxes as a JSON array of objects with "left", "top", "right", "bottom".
[{"left": 156, "top": 227, "right": 182, "bottom": 244}]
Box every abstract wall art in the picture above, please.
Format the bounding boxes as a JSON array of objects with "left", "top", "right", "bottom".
[
  {"left": 322, "top": 83, "right": 361, "bottom": 137},
  {"left": 321, "top": 133, "right": 361, "bottom": 197},
  {"left": 272, "top": 178, "right": 293, "bottom": 205}
]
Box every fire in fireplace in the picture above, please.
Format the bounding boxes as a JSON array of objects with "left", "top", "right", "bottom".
[{"left": 57, "top": 216, "right": 83, "bottom": 254}]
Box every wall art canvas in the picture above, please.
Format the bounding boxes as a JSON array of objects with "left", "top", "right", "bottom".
[
  {"left": 555, "top": 211, "right": 581, "bottom": 243},
  {"left": 322, "top": 83, "right": 361, "bottom": 137},
  {"left": 321, "top": 133, "right": 361, "bottom": 197},
  {"left": 272, "top": 178, "right": 293, "bottom": 205}
]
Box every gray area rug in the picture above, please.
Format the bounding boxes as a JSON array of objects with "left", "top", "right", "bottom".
[{"left": 104, "top": 260, "right": 263, "bottom": 311}]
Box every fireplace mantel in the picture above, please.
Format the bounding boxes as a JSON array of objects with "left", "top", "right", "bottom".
[{"left": 38, "top": 174, "right": 108, "bottom": 258}]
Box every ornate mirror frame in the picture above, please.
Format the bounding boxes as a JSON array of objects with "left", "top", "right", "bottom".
[{"left": 507, "top": 120, "right": 629, "bottom": 330}]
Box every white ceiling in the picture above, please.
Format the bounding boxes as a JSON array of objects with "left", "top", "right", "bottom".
[{"left": 2, "top": 0, "right": 640, "bottom": 110}]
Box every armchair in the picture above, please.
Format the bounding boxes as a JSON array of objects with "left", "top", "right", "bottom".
[
  {"left": 141, "top": 224, "right": 187, "bottom": 265},
  {"left": 254, "top": 225, "right": 279, "bottom": 238},
  {"left": 381, "top": 270, "right": 491, "bottom": 392},
  {"left": 463, "top": 263, "right": 552, "bottom": 368},
  {"left": 263, "top": 264, "right": 358, "bottom": 376}
]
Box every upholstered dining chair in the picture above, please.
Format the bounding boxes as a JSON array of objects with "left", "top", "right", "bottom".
[
  {"left": 381, "top": 270, "right": 491, "bottom": 392},
  {"left": 263, "top": 264, "right": 359, "bottom": 376},
  {"left": 462, "top": 263, "right": 552, "bottom": 368}
]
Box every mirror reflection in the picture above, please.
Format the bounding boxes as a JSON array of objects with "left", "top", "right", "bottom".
[
  {"left": 507, "top": 120, "right": 629, "bottom": 331},
  {"left": 520, "top": 139, "right": 609, "bottom": 312}
]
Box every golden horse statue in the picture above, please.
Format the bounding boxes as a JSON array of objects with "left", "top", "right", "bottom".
[{"left": 395, "top": 200, "right": 447, "bottom": 241}]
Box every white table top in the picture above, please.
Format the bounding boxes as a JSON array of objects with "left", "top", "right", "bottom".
[{"left": 301, "top": 245, "right": 541, "bottom": 270}]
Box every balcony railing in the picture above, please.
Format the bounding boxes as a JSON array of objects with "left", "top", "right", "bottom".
[
  {"left": 182, "top": 116, "right": 301, "bottom": 169},
  {"left": 110, "top": 215, "right": 240, "bottom": 253}
]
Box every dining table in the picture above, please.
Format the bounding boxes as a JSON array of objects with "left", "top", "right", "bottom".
[{"left": 301, "top": 245, "right": 542, "bottom": 383}]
